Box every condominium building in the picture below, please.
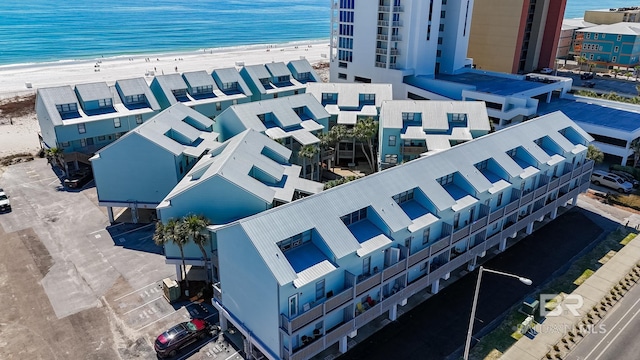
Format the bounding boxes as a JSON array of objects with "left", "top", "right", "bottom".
[
  {"left": 157, "top": 129, "right": 324, "bottom": 281},
  {"left": 468, "top": 0, "right": 567, "bottom": 74},
  {"left": 560, "top": 19, "right": 596, "bottom": 60},
  {"left": 210, "top": 112, "right": 593, "bottom": 360},
  {"left": 574, "top": 22, "right": 640, "bottom": 69},
  {"left": 306, "top": 82, "right": 393, "bottom": 165},
  {"left": 585, "top": 7, "right": 640, "bottom": 25},
  {"left": 150, "top": 68, "right": 252, "bottom": 118},
  {"left": 36, "top": 78, "right": 160, "bottom": 158},
  {"left": 240, "top": 61, "right": 319, "bottom": 102},
  {"left": 90, "top": 103, "right": 220, "bottom": 223},
  {"left": 378, "top": 100, "right": 491, "bottom": 169},
  {"left": 213, "top": 94, "right": 329, "bottom": 180},
  {"left": 329, "top": 0, "right": 474, "bottom": 98}
]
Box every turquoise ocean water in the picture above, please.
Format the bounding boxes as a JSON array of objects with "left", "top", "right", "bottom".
[{"left": 0, "top": 0, "right": 637, "bottom": 66}]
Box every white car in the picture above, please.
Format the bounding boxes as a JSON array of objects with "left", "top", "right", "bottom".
[
  {"left": 0, "top": 188, "right": 11, "bottom": 213},
  {"left": 540, "top": 67, "right": 553, "bottom": 74},
  {"left": 590, "top": 170, "right": 634, "bottom": 193}
]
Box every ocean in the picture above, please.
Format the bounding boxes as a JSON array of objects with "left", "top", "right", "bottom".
[{"left": 0, "top": 0, "right": 637, "bottom": 66}]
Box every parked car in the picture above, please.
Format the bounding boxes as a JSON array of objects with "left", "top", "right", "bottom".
[
  {"left": 582, "top": 81, "right": 596, "bottom": 88},
  {"left": 154, "top": 318, "right": 210, "bottom": 358},
  {"left": 580, "top": 73, "right": 594, "bottom": 80},
  {"left": 0, "top": 188, "right": 11, "bottom": 213},
  {"left": 540, "top": 67, "right": 553, "bottom": 74},
  {"left": 610, "top": 170, "right": 640, "bottom": 187},
  {"left": 590, "top": 170, "right": 634, "bottom": 193},
  {"left": 64, "top": 169, "right": 94, "bottom": 189}
]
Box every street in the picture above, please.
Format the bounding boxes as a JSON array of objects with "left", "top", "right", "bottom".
[{"left": 566, "top": 278, "right": 640, "bottom": 360}]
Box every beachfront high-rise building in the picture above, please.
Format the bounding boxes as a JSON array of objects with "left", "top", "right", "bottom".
[
  {"left": 329, "top": 0, "right": 474, "bottom": 98},
  {"left": 467, "top": 0, "right": 567, "bottom": 74},
  {"left": 584, "top": 7, "right": 640, "bottom": 25}
]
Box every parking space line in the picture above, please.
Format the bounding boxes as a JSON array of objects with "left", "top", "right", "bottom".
[
  {"left": 123, "top": 296, "right": 163, "bottom": 315},
  {"left": 136, "top": 309, "right": 179, "bottom": 332},
  {"left": 114, "top": 281, "right": 161, "bottom": 301},
  {"left": 223, "top": 350, "right": 240, "bottom": 360},
  {"left": 89, "top": 229, "right": 105, "bottom": 235}
]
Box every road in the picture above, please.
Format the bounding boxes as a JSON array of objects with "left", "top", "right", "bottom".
[{"left": 566, "top": 279, "right": 640, "bottom": 360}]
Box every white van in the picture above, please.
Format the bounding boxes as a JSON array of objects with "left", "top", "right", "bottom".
[{"left": 590, "top": 170, "right": 633, "bottom": 193}]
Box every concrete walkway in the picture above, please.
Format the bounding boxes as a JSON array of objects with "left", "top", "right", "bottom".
[{"left": 500, "top": 233, "right": 640, "bottom": 360}]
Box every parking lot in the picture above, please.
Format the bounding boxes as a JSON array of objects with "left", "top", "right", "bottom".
[{"left": 0, "top": 159, "right": 241, "bottom": 359}]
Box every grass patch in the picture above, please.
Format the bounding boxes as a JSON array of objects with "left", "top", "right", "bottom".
[
  {"left": 606, "top": 192, "right": 640, "bottom": 212},
  {"left": 620, "top": 233, "right": 637, "bottom": 245},
  {"left": 598, "top": 250, "right": 617, "bottom": 265},
  {"left": 0, "top": 94, "right": 35, "bottom": 118},
  {"left": 573, "top": 269, "right": 595, "bottom": 286},
  {"left": 468, "top": 226, "right": 634, "bottom": 360}
]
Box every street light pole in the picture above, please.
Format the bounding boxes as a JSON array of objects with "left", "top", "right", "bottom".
[{"left": 462, "top": 266, "right": 532, "bottom": 360}]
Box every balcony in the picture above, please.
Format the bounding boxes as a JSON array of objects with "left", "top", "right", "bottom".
[
  {"left": 393, "top": 6, "right": 404, "bottom": 12},
  {"left": 356, "top": 272, "right": 382, "bottom": 296},
  {"left": 378, "top": 20, "right": 389, "bottom": 27},
  {"left": 520, "top": 191, "right": 534, "bottom": 205},
  {"left": 548, "top": 177, "right": 559, "bottom": 190},
  {"left": 470, "top": 215, "right": 488, "bottom": 233},
  {"left": 355, "top": 302, "right": 382, "bottom": 328},
  {"left": 390, "top": 48, "right": 400, "bottom": 55},
  {"left": 375, "top": 62, "right": 387, "bottom": 68},
  {"left": 325, "top": 320, "right": 355, "bottom": 346},
  {"left": 391, "top": 35, "right": 402, "bottom": 41},
  {"left": 408, "top": 245, "right": 430, "bottom": 267},
  {"left": 560, "top": 172, "right": 572, "bottom": 185},
  {"left": 403, "top": 145, "right": 427, "bottom": 155},
  {"left": 431, "top": 235, "right": 450, "bottom": 254},
  {"left": 376, "top": 34, "right": 389, "bottom": 41},
  {"left": 379, "top": 5, "right": 390, "bottom": 12},
  {"left": 325, "top": 288, "right": 354, "bottom": 313},
  {"left": 392, "top": 21, "right": 403, "bottom": 27},
  {"left": 489, "top": 207, "right": 504, "bottom": 223},
  {"left": 376, "top": 48, "right": 388, "bottom": 55},
  {"left": 505, "top": 199, "right": 519, "bottom": 214},
  {"left": 290, "top": 336, "right": 325, "bottom": 360},
  {"left": 383, "top": 259, "right": 407, "bottom": 281},
  {"left": 534, "top": 186, "right": 547, "bottom": 199},
  {"left": 452, "top": 225, "right": 470, "bottom": 243}
]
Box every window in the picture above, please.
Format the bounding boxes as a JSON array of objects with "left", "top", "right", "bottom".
[
  {"left": 612, "top": 56, "right": 617, "bottom": 63},
  {"left": 86, "top": 138, "right": 94, "bottom": 146},
  {"left": 232, "top": 99, "right": 238, "bottom": 105},
  {"left": 273, "top": 93, "right": 278, "bottom": 99},
  {"left": 506, "top": 148, "right": 517, "bottom": 158},
  {"left": 422, "top": 228, "right": 430, "bottom": 245},
  {"left": 339, "top": 62, "right": 348, "bottom": 68},
  {"left": 474, "top": 159, "right": 488, "bottom": 171},
  {"left": 586, "top": 33, "right": 591, "bottom": 39},
  {"left": 438, "top": 37, "right": 443, "bottom": 45},
  {"left": 315, "top": 279, "right": 325, "bottom": 300},
  {"left": 98, "top": 135, "right": 106, "bottom": 141},
  {"left": 80, "top": 138, "right": 86, "bottom": 147},
  {"left": 453, "top": 213, "right": 460, "bottom": 228},
  {"left": 277, "top": 229, "right": 312, "bottom": 252},
  {"left": 276, "top": 75, "right": 290, "bottom": 83},
  {"left": 393, "top": 189, "right": 414, "bottom": 204},
  {"left": 77, "top": 123, "right": 86, "bottom": 134},
  {"left": 441, "top": 10, "right": 446, "bottom": 18},
  {"left": 61, "top": 142, "right": 70, "bottom": 147},
  {"left": 98, "top": 98, "right": 112, "bottom": 107},
  {"left": 362, "top": 93, "right": 375, "bottom": 102},
  {"left": 216, "top": 102, "right": 221, "bottom": 111},
  {"left": 221, "top": 82, "right": 237, "bottom": 91},
  {"left": 56, "top": 103, "right": 77, "bottom": 113},
  {"left": 135, "top": 115, "right": 143, "bottom": 124},
  {"left": 384, "top": 154, "right": 398, "bottom": 164},
  {"left": 341, "top": 207, "right": 367, "bottom": 226},
  {"left": 338, "top": 73, "right": 347, "bottom": 80},
  {"left": 363, "top": 256, "right": 371, "bottom": 275},
  {"left": 436, "top": 50, "right": 442, "bottom": 57},
  {"left": 617, "top": 34, "right": 622, "bottom": 41},
  {"left": 437, "top": 173, "right": 454, "bottom": 186},
  {"left": 420, "top": 261, "right": 428, "bottom": 271},
  {"left": 388, "top": 135, "right": 397, "bottom": 146},
  {"left": 113, "top": 118, "right": 121, "bottom": 128},
  {"left": 450, "top": 113, "right": 466, "bottom": 122},
  {"left": 589, "top": 54, "right": 594, "bottom": 60},
  {"left": 594, "top": 33, "right": 598, "bottom": 40},
  {"left": 439, "top": 24, "right": 444, "bottom": 31},
  {"left": 401, "top": 112, "right": 416, "bottom": 121}
]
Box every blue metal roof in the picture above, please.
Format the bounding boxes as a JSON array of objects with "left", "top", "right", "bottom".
[{"left": 538, "top": 98, "right": 640, "bottom": 133}]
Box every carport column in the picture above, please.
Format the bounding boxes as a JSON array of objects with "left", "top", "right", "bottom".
[
  {"left": 546, "top": 91, "right": 552, "bottom": 103},
  {"left": 339, "top": 336, "right": 348, "bottom": 353},
  {"left": 389, "top": 304, "right": 397, "bottom": 321},
  {"left": 526, "top": 222, "right": 534, "bottom": 235},
  {"left": 431, "top": 279, "right": 440, "bottom": 294},
  {"left": 499, "top": 238, "right": 507, "bottom": 252},
  {"left": 572, "top": 196, "right": 578, "bottom": 206},
  {"left": 219, "top": 313, "right": 228, "bottom": 331},
  {"left": 467, "top": 257, "right": 477, "bottom": 271},
  {"left": 551, "top": 207, "right": 558, "bottom": 220},
  {"left": 131, "top": 205, "right": 138, "bottom": 224},
  {"left": 107, "top": 207, "right": 114, "bottom": 223},
  {"left": 175, "top": 264, "right": 183, "bottom": 281}
]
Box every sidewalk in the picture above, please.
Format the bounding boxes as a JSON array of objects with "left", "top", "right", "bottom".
[{"left": 500, "top": 233, "right": 640, "bottom": 360}]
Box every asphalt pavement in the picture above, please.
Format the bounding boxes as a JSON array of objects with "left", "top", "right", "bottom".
[
  {"left": 566, "top": 278, "right": 640, "bottom": 360},
  {"left": 338, "top": 209, "right": 610, "bottom": 360}
]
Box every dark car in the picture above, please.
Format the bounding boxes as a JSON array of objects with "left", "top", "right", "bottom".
[
  {"left": 0, "top": 188, "right": 11, "bottom": 213},
  {"left": 582, "top": 81, "right": 595, "bottom": 88},
  {"left": 154, "top": 318, "right": 210, "bottom": 358},
  {"left": 580, "top": 73, "right": 594, "bottom": 80},
  {"left": 64, "top": 169, "right": 93, "bottom": 189}
]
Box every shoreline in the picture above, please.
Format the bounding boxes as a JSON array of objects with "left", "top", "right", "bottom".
[
  {"left": 0, "top": 38, "right": 329, "bottom": 70},
  {"left": 0, "top": 39, "right": 331, "bottom": 100}
]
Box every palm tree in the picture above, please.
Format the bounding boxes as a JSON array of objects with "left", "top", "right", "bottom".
[
  {"left": 612, "top": 68, "right": 620, "bottom": 79},
  {"left": 45, "top": 147, "right": 66, "bottom": 175},
  {"left": 152, "top": 221, "right": 167, "bottom": 248},
  {"left": 351, "top": 117, "right": 379, "bottom": 172},
  {"left": 587, "top": 144, "right": 604, "bottom": 164},
  {"left": 631, "top": 139, "right": 640, "bottom": 167},
  {"left": 577, "top": 55, "right": 588, "bottom": 73},
  {"left": 172, "top": 219, "right": 191, "bottom": 290},
  {"left": 634, "top": 65, "right": 640, "bottom": 80},
  {"left": 298, "top": 144, "right": 319, "bottom": 180},
  {"left": 182, "top": 214, "right": 211, "bottom": 282}
]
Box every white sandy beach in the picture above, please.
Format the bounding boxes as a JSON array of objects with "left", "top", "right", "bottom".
[{"left": 0, "top": 40, "right": 330, "bottom": 160}]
